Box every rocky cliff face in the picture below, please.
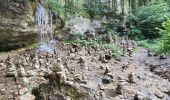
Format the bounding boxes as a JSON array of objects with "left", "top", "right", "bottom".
[
  {"left": 0, "top": 0, "right": 62, "bottom": 51},
  {"left": 0, "top": 0, "right": 37, "bottom": 51}
]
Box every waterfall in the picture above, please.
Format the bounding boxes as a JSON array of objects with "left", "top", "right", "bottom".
[{"left": 35, "top": 1, "right": 56, "bottom": 53}]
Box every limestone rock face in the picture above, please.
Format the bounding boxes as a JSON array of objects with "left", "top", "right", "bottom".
[
  {"left": 0, "top": 0, "right": 62, "bottom": 51},
  {"left": 0, "top": 0, "right": 37, "bottom": 51}
]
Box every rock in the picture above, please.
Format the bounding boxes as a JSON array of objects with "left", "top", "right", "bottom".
[
  {"left": 56, "top": 71, "right": 67, "bottom": 84},
  {"left": 39, "top": 72, "right": 45, "bottom": 77},
  {"left": 128, "top": 73, "right": 135, "bottom": 83},
  {"left": 18, "top": 66, "right": 26, "bottom": 77},
  {"left": 20, "top": 93, "right": 35, "bottom": 100},
  {"left": 48, "top": 93, "right": 66, "bottom": 100},
  {"left": 116, "top": 83, "right": 123, "bottom": 95},
  {"left": 6, "top": 71, "right": 17, "bottom": 77},
  {"left": 19, "top": 88, "right": 28, "bottom": 95},
  {"left": 6, "top": 65, "right": 17, "bottom": 77},
  {"left": 99, "top": 65, "right": 105, "bottom": 70},
  {"left": 127, "top": 47, "right": 133, "bottom": 57},
  {"left": 104, "top": 66, "right": 111, "bottom": 75},
  {"left": 99, "top": 91, "right": 106, "bottom": 98},
  {"left": 41, "top": 67, "right": 48, "bottom": 73},
  {"left": 53, "top": 64, "right": 65, "bottom": 72},
  {"left": 27, "top": 70, "right": 38, "bottom": 77},
  {"left": 34, "top": 64, "right": 40, "bottom": 69},
  {"left": 160, "top": 54, "right": 167, "bottom": 59},
  {"left": 78, "top": 56, "right": 86, "bottom": 66},
  {"left": 74, "top": 74, "right": 82, "bottom": 82},
  {"left": 0, "top": 62, "right": 6, "bottom": 68},
  {"left": 85, "top": 31, "right": 96, "bottom": 39},
  {"left": 154, "top": 91, "right": 164, "bottom": 99},
  {"left": 0, "top": 88, "right": 6, "bottom": 92},
  {"left": 147, "top": 49, "right": 152, "bottom": 57},
  {"left": 78, "top": 56, "right": 85, "bottom": 64},
  {"left": 102, "top": 76, "right": 113, "bottom": 84},
  {"left": 100, "top": 54, "right": 112, "bottom": 63},
  {"left": 131, "top": 40, "right": 137, "bottom": 48},
  {"left": 22, "top": 77, "right": 29, "bottom": 85},
  {"left": 106, "top": 73, "right": 113, "bottom": 79},
  {"left": 122, "top": 64, "right": 128, "bottom": 69},
  {"left": 81, "top": 80, "right": 87, "bottom": 84}
]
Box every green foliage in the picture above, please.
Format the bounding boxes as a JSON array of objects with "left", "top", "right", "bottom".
[
  {"left": 44, "top": 0, "right": 65, "bottom": 18},
  {"left": 137, "top": 39, "right": 161, "bottom": 53},
  {"left": 127, "top": 0, "right": 170, "bottom": 39},
  {"left": 103, "top": 43, "right": 122, "bottom": 60},
  {"left": 70, "top": 32, "right": 84, "bottom": 39},
  {"left": 157, "top": 17, "right": 170, "bottom": 54},
  {"left": 83, "top": 1, "right": 113, "bottom": 19},
  {"left": 64, "top": 34, "right": 122, "bottom": 60}
]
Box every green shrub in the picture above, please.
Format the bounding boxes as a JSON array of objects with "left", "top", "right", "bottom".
[
  {"left": 127, "top": 0, "right": 170, "bottom": 39},
  {"left": 103, "top": 43, "right": 122, "bottom": 60},
  {"left": 157, "top": 17, "right": 170, "bottom": 54}
]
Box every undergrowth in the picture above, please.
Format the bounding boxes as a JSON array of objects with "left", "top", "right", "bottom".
[{"left": 64, "top": 35, "right": 123, "bottom": 60}]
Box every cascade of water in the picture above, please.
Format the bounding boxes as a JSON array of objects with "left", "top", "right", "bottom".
[{"left": 35, "top": 1, "right": 56, "bottom": 53}]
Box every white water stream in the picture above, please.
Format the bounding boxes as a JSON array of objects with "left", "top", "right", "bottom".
[{"left": 35, "top": 1, "right": 56, "bottom": 53}]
